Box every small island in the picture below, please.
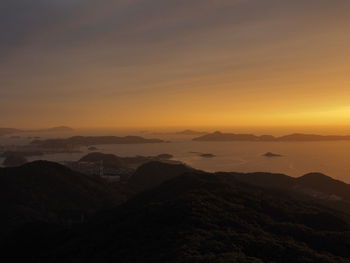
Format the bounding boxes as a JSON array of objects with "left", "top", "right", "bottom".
[
  {"left": 189, "top": 152, "right": 216, "bottom": 158},
  {"left": 200, "top": 153, "right": 216, "bottom": 158},
  {"left": 263, "top": 152, "right": 283, "bottom": 158}
]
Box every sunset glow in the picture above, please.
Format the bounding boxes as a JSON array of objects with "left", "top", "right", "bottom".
[{"left": 1, "top": 0, "right": 349, "bottom": 129}]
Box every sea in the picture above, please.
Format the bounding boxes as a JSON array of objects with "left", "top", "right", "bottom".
[{"left": 1, "top": 128, "right": 350, "bottom": 183}]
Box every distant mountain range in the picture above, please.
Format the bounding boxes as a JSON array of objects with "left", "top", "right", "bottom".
[
  {"left": 31, "top": 135, "right": 165, "bottom": 148},
  {"left": 0, "top": 126, "right": 74, "bottom": 136},
  {"left": 193, "top": 131, "right": 350, "bottom": 142},
  {"left": 3, "top": 161, "right": 350, "bottom": 262}
]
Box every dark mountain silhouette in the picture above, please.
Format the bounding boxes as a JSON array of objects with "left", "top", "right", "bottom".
[
  {"left": 0, "top": 161, "right": 121, "bottom": 235},
  {"left": 226, "top": 171, "right": 350, "bottom": 202},
  {"left": 193, "top": 131, "right": 350, "bottom": 142},
  {"left": 128, "top": 161, "right": 198, "bottom": 191},
  {"left": 297, "top": 173, "right": 350, "bottom": 200},
  {"left": 5, "top": 170, "right": 350, "bottom": 262},
  {"left": 31, "top": 135, "right": 165, "bottom": 148}
]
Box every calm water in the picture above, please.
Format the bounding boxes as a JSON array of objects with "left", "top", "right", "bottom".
[{"left": 1, "top": 132, "right": 350, "bottom": 183}]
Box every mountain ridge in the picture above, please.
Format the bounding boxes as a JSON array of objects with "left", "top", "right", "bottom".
[
  {"left": 5, "top": 169, "right": 350, "bottom": 263},
  {"left": 193, "top": 131, "right": 350, "bottom": 142}
]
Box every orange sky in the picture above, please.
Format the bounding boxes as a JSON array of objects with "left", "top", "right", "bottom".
[{"left": 1, "top": 0, "right": 349, "bottom": 129}]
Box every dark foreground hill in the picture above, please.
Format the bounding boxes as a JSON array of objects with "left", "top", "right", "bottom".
[
  {"left": 129, "top": 161, "right": 198, "bottom": 191},
  {"left": 4, "top": 169, "right": 350, "bottom": 263},
  {"left": 0, "top": 161, "right": 121, "bottom": 235},
  {"left": 226, "top": 171, "right": 350, "bottom": 202}
]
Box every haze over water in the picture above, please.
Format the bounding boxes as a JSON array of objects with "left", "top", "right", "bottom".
[{"left": 2, "top": 127, "right": 350, "bottom": 183}]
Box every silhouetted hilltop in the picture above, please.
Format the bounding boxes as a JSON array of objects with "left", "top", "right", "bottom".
[
  {"left": 0, "top": 161, "right": 121, "bottom": 235},
  {"left": 31, "top": 135, "right": 165, "bottom": 148},
  {"left": 194, "top": 131, "right": 350, "bottom": 142},
  {"left": 7, "top": 171, "right": 350, "bottom": 263},
  {"left": 228, "top": 171, "right": 294, "bottom": 189},
  {"left": 297, "top": 173, "right": 350, "bottom": 200},
  {"left": 226, "top": 171, "right": 350, "bottom": 201},
  {"left": 129, "top": 161, "right": 198, "bottom": 191}
]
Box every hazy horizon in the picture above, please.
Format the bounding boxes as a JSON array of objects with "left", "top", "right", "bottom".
[{"left": 4, "top": 124, "right": 350, "bottom": 137}]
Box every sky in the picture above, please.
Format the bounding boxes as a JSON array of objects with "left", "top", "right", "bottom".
[{"left": 1, "top": 0, "right": 350, "bottom": 129}]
